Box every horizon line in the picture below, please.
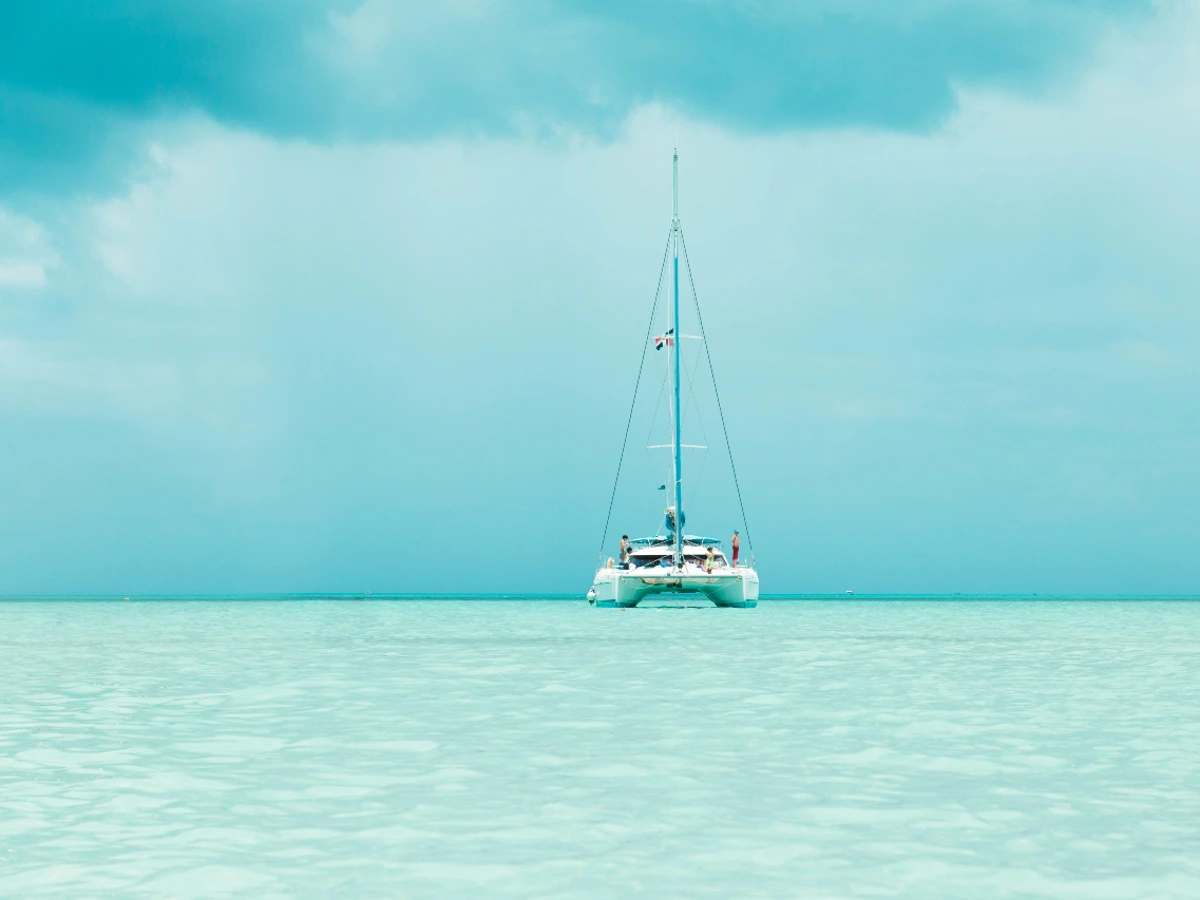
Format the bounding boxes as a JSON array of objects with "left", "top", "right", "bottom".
[{"left": 3, "top": 592, "right": 1200, "bottom": 601}]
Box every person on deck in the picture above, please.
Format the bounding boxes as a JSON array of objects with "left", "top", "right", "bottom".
[
  {"left": 731, "top": 531, "right": 740, "bottom": 567},
  {"left": 705, "top": 546, "right": 717, "bottom": 573},
  {"left": 619, "top": 535, "right": 631, "bottom": 569}
]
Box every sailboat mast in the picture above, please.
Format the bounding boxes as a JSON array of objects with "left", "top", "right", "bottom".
[{"left": 671, "top": 149, "right": 683, "bottom": 569}]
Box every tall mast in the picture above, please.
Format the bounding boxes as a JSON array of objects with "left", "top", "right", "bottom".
[{"left": 671, "top": 149, "right": 683, "bottom": 569}]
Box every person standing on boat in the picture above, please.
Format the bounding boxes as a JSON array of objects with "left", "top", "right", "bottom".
[
  {"left": 731, "top": 531, "right": 740, "bottom": 567},
  {"left": 619, "top": 535, "right": 631, "bottom": 569},
  {"left": 705, "top": 546, "right": 717, "bottom": 573}
]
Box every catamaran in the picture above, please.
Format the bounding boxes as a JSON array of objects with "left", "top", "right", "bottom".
[{"left": 589, "top": 152, "right": 759, "bottom": 608}]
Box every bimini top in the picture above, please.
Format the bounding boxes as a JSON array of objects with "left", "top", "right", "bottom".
[{"left": 629, "top": 535, "right": 723, "bottom": 548}]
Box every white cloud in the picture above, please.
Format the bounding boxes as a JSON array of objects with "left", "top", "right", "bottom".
[
  {"left": 0, "top": 208, "right": 57, "bottom": 289},
  {"left": 0, "top": 260, "right": 48, "bottom": 288}
]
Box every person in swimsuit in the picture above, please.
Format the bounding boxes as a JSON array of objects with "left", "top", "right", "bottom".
[
  {"left": 619, "top": 535, "right": 631, "bottom": 568},
  {"left": 731, "top": 531, "right": 740, "bottom": 566}
]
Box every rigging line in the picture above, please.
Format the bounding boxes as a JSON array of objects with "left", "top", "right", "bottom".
[
  {"left": 680, "top": 339, "right": 710, "bottom": 448},
  {"left": 680, "top": 345, "right": 711, "bottom": 517},
  {"left": 648, "top": 351, "right": 674, "bottom": 527},
  {"left": 686, "top": 448, "right": 709, "bottom": 512},
  {"left": 598, "top": 228, "right": 674, "bottom": 560},
  {"left": 680, "top": 228, "right": 755, "bottom": 554},
  {"left": 679, "top": 331, "right": 708, "bottom": 437},
  {"left": 645, "top": 365, "right": 669, "bottom": 449}
]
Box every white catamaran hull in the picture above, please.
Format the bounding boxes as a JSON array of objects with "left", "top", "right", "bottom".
[{"left": 588, "top": 568, "right": 759, "bottom": 608}]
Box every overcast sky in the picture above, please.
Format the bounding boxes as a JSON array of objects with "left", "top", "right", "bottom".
[{"left": 3, "top": 0, "right": 1199, "bottom": 595}]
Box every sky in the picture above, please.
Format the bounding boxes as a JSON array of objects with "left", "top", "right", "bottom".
[{"left": 3, "top": 0, "right": 1200, "bottom": 595}]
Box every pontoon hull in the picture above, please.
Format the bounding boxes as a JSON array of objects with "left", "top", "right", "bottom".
[{"left": 589, "top": 569, "right": 758, "bottom": 608}]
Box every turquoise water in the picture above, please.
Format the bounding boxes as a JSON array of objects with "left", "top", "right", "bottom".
[{"left": 2, "top": 598, "right": 1198, "bottom": 898}]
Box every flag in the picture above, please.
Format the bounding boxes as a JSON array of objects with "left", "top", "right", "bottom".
[{"left": 654, "top": 329, "right": 674, "bottom": 350}]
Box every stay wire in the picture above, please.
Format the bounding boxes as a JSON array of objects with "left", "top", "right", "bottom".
[
  {"left": 680, "top": 229, "right": 754, "bottom": 555},
  {"left": 680, "top": 339, "right": 711, "bottom": 509},
  {"left": 597, "top": 229, "right": 674, "bottom": 561},
  {"left": 645, "top": 367, "right": 669, "bottom": 450}
]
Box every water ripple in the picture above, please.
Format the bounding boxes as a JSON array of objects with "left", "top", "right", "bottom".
[{"left": 1, "top": 598, "right": 1198, "bottom": 897}]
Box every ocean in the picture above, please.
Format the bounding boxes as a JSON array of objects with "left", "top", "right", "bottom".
[{"left": 2, "top": 597, "right": 1198, "bottom": 898}]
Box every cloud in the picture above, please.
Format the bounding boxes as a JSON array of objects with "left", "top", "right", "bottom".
[
  {"left": 0, "top": 261, "right": 47, "bottom": 288},
  {"left": 0, "top": 0, "right": 1152, "bottom": 196},
  {"left": 0, "top": 208, "right": 56, "bottom": 287}
]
